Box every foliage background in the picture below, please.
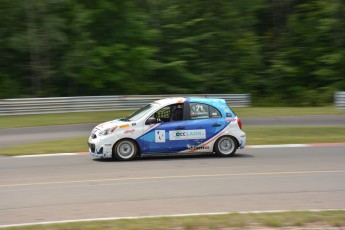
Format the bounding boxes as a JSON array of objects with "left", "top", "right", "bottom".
[{"left": 0, "top": 0, "right": 344, "bottom": 106}]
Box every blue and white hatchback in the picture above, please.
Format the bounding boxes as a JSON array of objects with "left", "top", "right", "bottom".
[{"left": 88, "top": 97, "right": 246, "bottom": 160}]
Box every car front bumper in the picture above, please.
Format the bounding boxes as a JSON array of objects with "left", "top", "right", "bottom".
[{"left": 88, "top": 136, "right": 114, "bottom": 158}]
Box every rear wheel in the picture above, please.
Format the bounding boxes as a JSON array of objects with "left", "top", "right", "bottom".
[
  {"left": 113, "top": 139, "right": 137, "bottom": 161},
  {"left": 214, "top": 136, "right": 238, "bottom": 157}
]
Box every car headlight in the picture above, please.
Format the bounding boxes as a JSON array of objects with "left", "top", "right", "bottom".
[{"left": 99, "top": 126, "right": 117, "bottom": 136}]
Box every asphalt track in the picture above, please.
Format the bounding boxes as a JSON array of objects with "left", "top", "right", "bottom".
[
  {"left": 0, "top": 146, "right": 344, "bottom": 226},
  {"left": 1, "top": 115, "right": 345, "bottom": 148}
]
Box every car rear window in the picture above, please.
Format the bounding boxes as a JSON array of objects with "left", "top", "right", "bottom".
[{"left": 190, "top": 103, "right": 222, "bottom": 119}]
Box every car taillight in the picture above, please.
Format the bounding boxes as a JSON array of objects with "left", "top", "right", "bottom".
[{"left": 238, "top": 117, "right": 242, "bottom": 130}]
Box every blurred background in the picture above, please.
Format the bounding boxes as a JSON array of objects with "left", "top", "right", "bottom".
[
  {"left": 1, "top": 2, "right": 345, "bottom": 227},
  {"left": 1, "top": 0, "right": 344, "bottom": 106}
]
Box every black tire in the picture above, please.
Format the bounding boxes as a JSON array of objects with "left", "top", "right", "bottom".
[
  {"left": 214, "top": 136, "right": 238, "bottom": 157},
  {"left": 113, "top": 139, "right": 137, "bottom": 161}
]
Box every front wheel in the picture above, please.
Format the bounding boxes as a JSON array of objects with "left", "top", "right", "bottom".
[
  {"left": 113, "top": 139, "right": 137, "bottom": 161},
  {"left": 214, "top": 136, "right": 238, "bottom": 157}
]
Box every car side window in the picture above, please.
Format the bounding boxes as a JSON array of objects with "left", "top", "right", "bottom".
[
  {"left": 170, "top": 104, "right": 184, "bottom": 121},
  {"left": 153, "top": 106, "right": 170, "bottom": 122},
  {"left": 149, "top": 103, "right": 184, "bottom": 123},
  {"left": 209, "top": 106, "right": 222, "bottom": 118},
  {"left": 190, "top": 103, "right": 209, "bottom": 120}
]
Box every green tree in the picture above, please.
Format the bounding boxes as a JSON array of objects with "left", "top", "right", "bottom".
[
  {"left": 67, "top": 0, "right": 160, "bottom": 96},
  {"left": 1, "top": 0, "right": 344, "bottom": 106},
  {"left": 0, "top": 0, "right": 70, "bottom": 97},
  {"left": 268, "top": 0, "right": 345, "bottom": 105},
  {"left": 146, "top": 0, "right": 265, "bottom": 94},
  {"left": 0, "top": 0, "right": 29, "bottom": 98},
  {"left": 24, "top": 0, "right": 68, "bottom": 96}
]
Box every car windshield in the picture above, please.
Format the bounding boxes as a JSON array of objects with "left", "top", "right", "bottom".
[{"left": 121, "top": 103, "right": 159, "bottom": 121}]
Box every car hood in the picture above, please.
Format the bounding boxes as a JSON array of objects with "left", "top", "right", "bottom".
[{"left": 93, "top": 119, "right": 129, "bottom": 132}]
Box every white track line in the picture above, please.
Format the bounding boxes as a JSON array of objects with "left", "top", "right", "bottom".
[
  {"left": 13, "top": 152, "right": 88, "bottom": 158},
  {"left": 14, "top": 153, "right": 78, "bottom": 158},
  {"left": 1, "top": 209, "right": 344, "bottom": 228},
  {"left": 246, "top": 144, "right": 308, "bottom": 148},
  {"left": 1, "top": 170, "right": 344, "bottom": 188}
]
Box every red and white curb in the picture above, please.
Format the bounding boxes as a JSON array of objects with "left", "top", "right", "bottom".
[
  {"left": 247, "top": 142, "right": 345, "bottom": 149},
  {"left": 13, "top": 152, "right": 89, "bottom": 158},
  {"left": 10, "top": 142, "right": 345, "bottom": 158}
]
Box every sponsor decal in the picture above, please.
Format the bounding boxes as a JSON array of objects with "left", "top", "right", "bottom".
[
  {"left": 155, "top": 130, "right": 165, "bottom": 142},
  {"left": 226, "top": 113, "right": 233, "bottom": 117},
  {"left": 119, "top": 123, "right": 130, "bottom": 128},
  {"left": 104, "top": 144, "right": 112, "bottom": 146},
  {"left": 132, "top": 123, "right": 136, "bottom": 126},
  {"left": 169, "top": 129, "right": 206, "bottom": 140},
  {"left": 187, "top": 144, "right": 209, "bottom": 150},
  {"left": 124, "top": 129, "right": 135, "bottom": 134},
  {"left": 222, "top": 105, "right": 229, "bottom": 112},
  {"left": 226, "top": 118, "right": 237, "bottom": 122}
]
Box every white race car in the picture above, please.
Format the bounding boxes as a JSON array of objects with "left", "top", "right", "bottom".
[{"left": 88, "top": 97, "right": 246, "bottom": 160}]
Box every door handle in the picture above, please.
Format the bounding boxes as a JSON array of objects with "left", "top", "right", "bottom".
[
  {"left": 212, "top": 123, "right": 221, "bottom": 127},
  {"left": 175, "top": 126, "right": 185, "bottom": 130}
]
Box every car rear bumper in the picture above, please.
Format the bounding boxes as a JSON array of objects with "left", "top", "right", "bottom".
[{"left": 237, "top": 131, "right": 246, "bottom": 149}]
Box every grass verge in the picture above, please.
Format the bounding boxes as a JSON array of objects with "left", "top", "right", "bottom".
[
  {"left": 0, "top": 136, "right": 89, "bottom": 156},
  {"left": 0, "top": 110, "right": 132, "bottom": 129},
  {"left": 1, "top": 106, "right": 344, "bottom": 129},
  {"left": 233, "top": 106, "right": 345, "bottom": 117},
  {"left": 2, "top": 210, "right": 344, "bottom": 229},
  {"left": 244, "top": 126, "right": 345, "bottom": 145},
  {"left": 1, "top": 126, "right": 345, "bottom": 156}
]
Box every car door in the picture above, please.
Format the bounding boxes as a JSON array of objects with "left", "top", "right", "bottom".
[
  {"left": 182, "top": 102, "right": 225, "bottom": 149},
  {"left": 136, "top": 103, "right": 189, "bottom": 154}
]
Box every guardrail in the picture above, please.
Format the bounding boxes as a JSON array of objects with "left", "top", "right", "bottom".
[
  {"left": 0, "top": 94, "right": 251, "bottom": 116},
  {"left": 335, "top": 91, "right": 345, "bottom": 109}
]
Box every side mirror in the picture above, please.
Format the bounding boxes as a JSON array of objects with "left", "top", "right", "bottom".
[{"left": 145, "top": 117, "right": 157, "bottom": 125}]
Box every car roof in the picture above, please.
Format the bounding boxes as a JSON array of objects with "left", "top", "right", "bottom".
[
  {"left": 154, "top": 97, "right": 227, "bottom": 106},
  {"left": 154, "top": 97, "right": 235, "bottom": 117}
]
